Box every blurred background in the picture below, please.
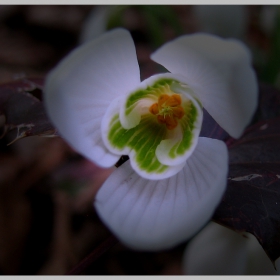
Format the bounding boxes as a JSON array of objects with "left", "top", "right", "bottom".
[{"left": 0, "top": 5, "right": 279, "bottom": 275}]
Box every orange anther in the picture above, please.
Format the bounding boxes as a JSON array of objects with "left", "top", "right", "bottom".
[
  {"left": 149, "top": 93, "right": 185, "bottom": 130},
  {"left": 158, "top": 94, "right": 170, "bottom": 107},
  {"left": 173, "top": 106, "right": 185, "bottom": 119},
  {"left": 149, "top": 103, "right": 159, "bottom": 115},
  {"left": 168, "top": 94, "right": 182, "bottom": 107}
]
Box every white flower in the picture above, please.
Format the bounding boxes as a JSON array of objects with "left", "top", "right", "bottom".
[
  {"left": 193, "top": 5, "right": 247, "bottom": 39},
  {"left": 79, "top": 5, "right": 118, "bottom": 44},
  {"left": 44, "top": 28, "right": 257, "bottom": 250},
  {"left": 183, "top": 222, "right": 280, "bottom": 275},
  {"left": 260, "top": 6, "right": 279, "bottom": 35}
]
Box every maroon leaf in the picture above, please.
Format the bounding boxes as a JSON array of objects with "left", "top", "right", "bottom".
[
  {"left": 0, "top": 78, "right": 56, "bottom": 144},
  {"left": 213, "top": 116, "right": 280, "bottom": 265},
  {"left": 199, "top": 108, "right": 229, "bottom": 141},
  {"left": 200, "top": 83, "right": 280, "bottom": 141}
]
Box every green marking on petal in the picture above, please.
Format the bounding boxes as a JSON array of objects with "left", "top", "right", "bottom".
[
  {"left": 108, "top": 113, "right": 168, "bottom": 174},
  {"left": 169, "top": 101, "right": 198, "bottom": 158}
]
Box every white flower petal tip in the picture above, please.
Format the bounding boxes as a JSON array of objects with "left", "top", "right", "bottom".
[
  {"left": 79, "top": 6, "right": 118, "bottom": 43},
  {"left": 95, "top": 137, "right": 228, "bottom": 251},
  {"left": 151, "top": 33, "right": 258, "bottom": 139},
  {"left": 44, "top": 28, "right": 140, "bottom": 167},
  {"left": 193, "top": 5, "right": 247, "bottom": 39},
  {"left": 183, "top": 222, "right": 279, "bottom": 275},
  {"left": 101, "top": 73, "right": 204, "bottom": 180}
]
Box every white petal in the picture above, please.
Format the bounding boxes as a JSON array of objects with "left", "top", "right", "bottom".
[
  {"left": 95, "top": 137, "right": 228, "bottom": 250},
  {"left": 183, "top": 222, "right": 279, "bottom": 275},
  {"left": 193, "top": 5, "right": 247, "bottom": 39},
  {"left": 79, "top": 6, "right": 117, "bottom": 43},
  {"left": 151, "top": 33, "right": 258, "bottom": 138},
  {"left": 44, "top": 28, "right": 140, "bottom": 167},
  {"left": 183, "top": 222, "right": 249, "bottom": 275},
  {"left": 101, "top": 96, "right": 130, "bottom": 156},
  {"left": 245, "top": 233, "right": 280, "bottom": 275}
]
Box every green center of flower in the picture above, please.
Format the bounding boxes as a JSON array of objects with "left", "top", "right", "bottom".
[
  {"left": 149, "top": 94, "right": 185, "bottom": 130},
  {"left": 101, "top": 77, "right": 203, "bottom": 180}
]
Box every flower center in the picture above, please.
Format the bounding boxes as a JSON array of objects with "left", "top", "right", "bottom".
[{"left": 149, "top": 94, "right": 185, "bottom": 130}]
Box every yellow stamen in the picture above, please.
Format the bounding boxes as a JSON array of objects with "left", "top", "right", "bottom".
[{"left": 149, "top": 94, "right": 185, "bottom": 130}]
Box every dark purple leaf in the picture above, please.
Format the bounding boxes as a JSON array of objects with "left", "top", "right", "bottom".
[
  {"left": 200, "top": 83, "right": 280, "bottom": 142},
  {"left": 0, "top": 78, "right": 56, "bottom": 144},
  {"left": 199, "top": 108, "right": 229, "bottom": 141},
  {"left": 213, "top": 116, "right": 280, "bottom": 265}
]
